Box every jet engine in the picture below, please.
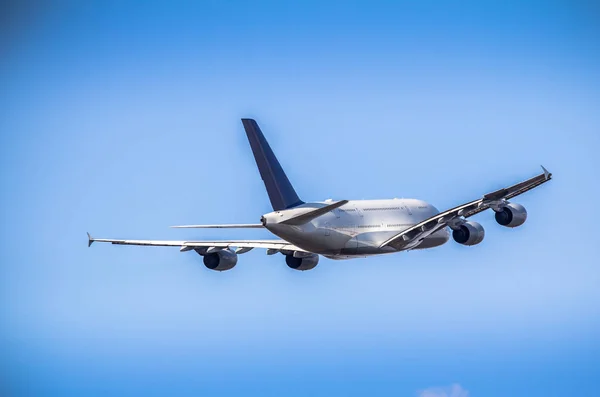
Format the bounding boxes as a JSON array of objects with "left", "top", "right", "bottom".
[
  {"left": 452, "top": 221, "right": 485, "bottom": 246},
  {"left": 285, "top": 253, "right": 319, "bottom": 271},
  {"left": 197, "top": 249, "right": 238, "bottom": 271},
  {"left": 494, "top": 203, "right": 527, "bottom": 228}
]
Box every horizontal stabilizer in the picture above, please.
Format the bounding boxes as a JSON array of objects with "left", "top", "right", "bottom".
[
  {"left": 170, "top": 224, "right": 264, "bottom": 229},
  {"left": 281, "top": 200, "right": 349, "bottom": 226}
]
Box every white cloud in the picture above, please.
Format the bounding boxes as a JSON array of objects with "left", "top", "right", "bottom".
[{"left": 418, "top": 384, "right": 469, "bottom": 397}]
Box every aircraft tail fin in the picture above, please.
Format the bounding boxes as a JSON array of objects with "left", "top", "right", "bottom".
[{"left": 242, "top": 119, "right": 304, "bottom": 211}]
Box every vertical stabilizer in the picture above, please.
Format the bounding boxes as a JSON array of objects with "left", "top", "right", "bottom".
[{"left": 241, "top": 119, "right": 304, "bottom": 211}]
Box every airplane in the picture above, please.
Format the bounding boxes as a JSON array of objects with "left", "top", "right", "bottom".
[{"left": 88, "top": 118, "right": 553, "bottom": 271}]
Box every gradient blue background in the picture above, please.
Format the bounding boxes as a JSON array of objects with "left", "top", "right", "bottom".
[{"left": 1, "top": 1, "right": 599, "bottom": 396}]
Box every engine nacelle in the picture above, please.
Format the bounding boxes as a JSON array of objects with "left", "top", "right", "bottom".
[
  {"left": 285, "top": 253, "right": 319, "bottom": 271},
  {"left": 198, "top": 249, "right": 238, "bottom": 271},
  {"left": 495, "top": 203, "right": 527, "bottom": 228},
  {"left": 452, "top": 221, "right": 485, "bottom": 246}
]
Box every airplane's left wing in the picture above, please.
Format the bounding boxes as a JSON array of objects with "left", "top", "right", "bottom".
[
  {"left": 87, "top": 233, "right": 308, "bottom": 254},
  {"left": 380, "top": 166, "right": 552, "bottom": 250}
]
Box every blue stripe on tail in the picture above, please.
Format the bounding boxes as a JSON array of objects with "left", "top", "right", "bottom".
[{"left": 241, "top": 119, "right": 304, "bottom": 211}]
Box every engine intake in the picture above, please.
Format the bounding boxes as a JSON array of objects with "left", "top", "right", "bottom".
[
  {"left": 495, "top": 203, "right": 527, "bottom": 228},
  {"left": 197, "top": 249, "right": 238, "bottom": 271},
  {"left": 452, "top": 221, "right": 485, "bottom": 246},
  {"left": 285, "top": 253, "right": 319, "bottom": 271}
]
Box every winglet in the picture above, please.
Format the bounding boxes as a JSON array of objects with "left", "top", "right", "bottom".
[
  {"left": 541, "top": 165, "right": 552, "bottom": 180},
  {"left": 87, "top": 232, "right": 94, "bottom": 247}
]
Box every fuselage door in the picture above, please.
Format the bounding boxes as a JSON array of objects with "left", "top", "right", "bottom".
[
  {"left": 355, "top": 205, "right": 363, "bottom": 217},
  {"left": 343, "top": 224, "right": 358, "bottom": 254}
]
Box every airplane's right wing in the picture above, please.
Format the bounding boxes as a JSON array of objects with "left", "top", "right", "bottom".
[{"left": 380, "top": 166, "right": 552, "bottom": 250}]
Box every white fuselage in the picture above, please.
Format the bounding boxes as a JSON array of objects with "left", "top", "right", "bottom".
[{"left": 262, "top": 199, "right": 450, "bottom": 259}]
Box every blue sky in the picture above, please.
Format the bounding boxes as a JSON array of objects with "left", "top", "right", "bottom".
[{"left": 1, "top": 1, "right": 599, "bottom": 396}]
